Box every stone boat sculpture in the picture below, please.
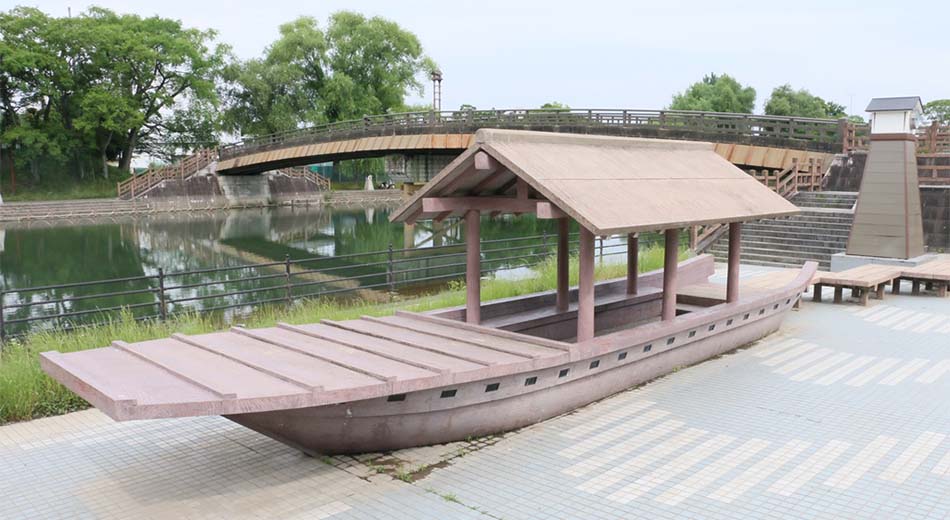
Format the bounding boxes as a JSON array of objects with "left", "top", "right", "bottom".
[{"left": 41, "top": 130, "right": 816, "bottom": 455}]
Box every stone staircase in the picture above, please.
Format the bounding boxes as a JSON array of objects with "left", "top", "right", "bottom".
[
  {"left": 791, "top": 191, "right": 858, "bottom": 211},
  {"left": 117, "top": 149, "right": 217, "bottom": 200},
  {"left": 707, "top": 191, "right": 857, "bottom": 270}
]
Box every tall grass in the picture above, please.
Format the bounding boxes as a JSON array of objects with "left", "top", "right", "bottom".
[
  {"left": 3, "top": 168, "right": 129, "bottom": 202},
  {"left": 0, "top": 245, "right": 686, "bottom": 424}
]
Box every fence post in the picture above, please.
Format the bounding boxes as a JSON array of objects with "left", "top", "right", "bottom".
[
  {"left": 387, "top": 243, "right": 395, "bottom": 293},
  {"left": 929, "top": 121, "right": 939, "bottom": 153},
  {"left": 0, "top": 289, "right": 5, "bottom": 342},
  {"left": 284, "top": 254, "right": 293, "bottom": 307},
  {"left": 157, "top": 269, "right": 168, "bottom": 321},
  {"left": 837, "top": 118, "right": 850, "bottom": 153},
  {"left": 542, "top": 229, "right": 548, "bottom": 252}
]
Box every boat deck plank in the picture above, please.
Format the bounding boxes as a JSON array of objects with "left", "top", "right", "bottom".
[
  {"left": 43, "top": 348, "right": 221, "bottom": 406},
  {"left": 179, "top": 332, "right": 397, "bottom": 389},
  {"left": 118, "top": 338, "right": 307, "bottom": 399},
  {"left": 231, "top": 328, "right": 441, "bottom": 381},
  {"left": 373, "top": 315, "right": 563, "bottom": 357},
  {"left": 325, "top": 319, "right": 530, "bottom": 365},
  {"left": 281, "top": 323, "right": 487, "bottom": 372},
  {"left": 40, "top": 309, "right": 578, "bottom": 421}
]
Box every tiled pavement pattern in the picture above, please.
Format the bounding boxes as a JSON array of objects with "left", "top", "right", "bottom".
[{"left": 4, "top": 264, "right": 950, "bottom": 519}]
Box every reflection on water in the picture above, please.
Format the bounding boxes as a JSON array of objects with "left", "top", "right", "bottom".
[{"left": 0, "top": 205, "right": 657, "bottom": 336}]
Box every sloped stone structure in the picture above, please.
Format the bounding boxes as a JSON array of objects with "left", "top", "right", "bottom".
[{"left": 847, "top": 97, "right": 926, "bottom": 259}]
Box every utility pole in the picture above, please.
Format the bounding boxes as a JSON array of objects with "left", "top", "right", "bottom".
[{"left": 430, "top": 69, "right": 443, "bottom": 112}]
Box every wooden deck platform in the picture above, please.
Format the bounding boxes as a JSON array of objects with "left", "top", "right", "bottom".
[
  {"left": 813, "top": 264, "right": 899, "bottom": 305},
  {"left": 40, "top": 313, "right": 572, "bottom": 422},
  {"left": 806, "top": 255, "right": 950, "bottom": 305},
  {"left": 899, "top": 257, "right": 950, "bottom": 297}
]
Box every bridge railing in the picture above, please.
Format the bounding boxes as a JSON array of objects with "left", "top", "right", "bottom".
[
  {"left": 117, "top": 148, "right": 217, "bottom": 199},
  {"left": 219, "top": 109, "right": 861, "bottom": 161},
  {"left": 916, "top": 121, "right": 950, "bottom": 154},
  {"left": 275, "top": 166, "right": 332, "bottom": 191}
]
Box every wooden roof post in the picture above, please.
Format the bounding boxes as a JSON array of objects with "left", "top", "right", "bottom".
[
  {"left": 403, "top": 222, "right": 415, "bottom": 249},
  {"left": 726, "top": 222, "right": 742, "bottom": 303},
  {"left": 556, "top": 218, "right": 570, "bottom": 312},
  {"left": 577, "top": 227, "right": 595, "bottom": 342},
  {"left": 627, "top": 233, "right": 639, "bottom": 295},
  {"left": 662, "top": 228, "right": 679, "bottom": 321},
  {"left": 465, "top": 209, "right": 481, "bottom": 324}
]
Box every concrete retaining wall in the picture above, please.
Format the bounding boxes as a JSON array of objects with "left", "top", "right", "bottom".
[
  {"left": 0, "top": 189, "right": 405, "bottom": 222},
  {"left": 922, "top": 187, "right": 950, "bottom": 252}
]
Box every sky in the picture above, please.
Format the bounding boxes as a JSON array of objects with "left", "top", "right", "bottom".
[{"left": 11, "top": 0, "right": 949, "bottom": 116}]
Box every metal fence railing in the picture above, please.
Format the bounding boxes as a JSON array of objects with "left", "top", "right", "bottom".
[{"left": 0, "top": 231, "right": 671, "bottom": 341}]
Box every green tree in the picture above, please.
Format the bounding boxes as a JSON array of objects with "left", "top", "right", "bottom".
[
  {"left": 223, "top": 12, "right": 435, "bottom": 137},
  {"left": 669, "top": 73, "right": 756, "bottom": 113},
  {"left": 74, "top": 87, "right": 142, "bottom": 178},
  {"left": 397, "top": 103, "right": 433, "bottom": 113},
  {"left": 0, "top": 8, "right": 77, "bottom": 179},
  {"left": 147, "top": 99, "right": 221, "bottom": 163},
  {"left": 0, "top": 6, "right": 225, "bottom": 185},
  {"left": 325, "top": 11, "right": 434, "bottom": 119},
  {"left": 540, "top": 101, "right": 570, "bottom": 110},
  {"left": 764, "top": 84, "right": 847, "bottom": 119},
  {"left": 923, "top": 100, "right": 950, "bottom": 124},
  {"left": 81, "top": 8, "right": 226, "bottom": 171}
]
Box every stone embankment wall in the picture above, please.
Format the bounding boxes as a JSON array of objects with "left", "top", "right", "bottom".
[
  {"left": 824, "top": 152, "right": 868, "bottom": 192},
  {"left": 0, "top": 186, "right": 404, "bottom": 223},
  {"left": 922, "top": 188, "right": 950, "bottom": 252}
]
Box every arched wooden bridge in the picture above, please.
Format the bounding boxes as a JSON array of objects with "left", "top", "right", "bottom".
[
  {"left": 214, "top": 109, "right": 865, "bottom": 175},
  {"left": 119, "top": 109, "right": 874, "bottom": 198}
]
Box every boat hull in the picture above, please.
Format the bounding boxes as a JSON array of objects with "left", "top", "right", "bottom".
[{"left": 227, "top": 310, "right": 787, "bottom": 455}]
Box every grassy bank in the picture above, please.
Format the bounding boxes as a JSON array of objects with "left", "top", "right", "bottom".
[
  {"left": 0, "top": 247, "right": 683, "bottom": 424},
  {"left": 2, "top": 169, "right": 129, "bottom": 202}
]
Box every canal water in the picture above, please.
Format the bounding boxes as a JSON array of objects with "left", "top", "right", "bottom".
[{"left": 0, "top": 205, "right": 651, "bottom": 336}]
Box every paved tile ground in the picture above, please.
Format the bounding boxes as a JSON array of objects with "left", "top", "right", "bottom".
[{"left": 4, "top": 264, "right": 950, "bottom": 519}]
